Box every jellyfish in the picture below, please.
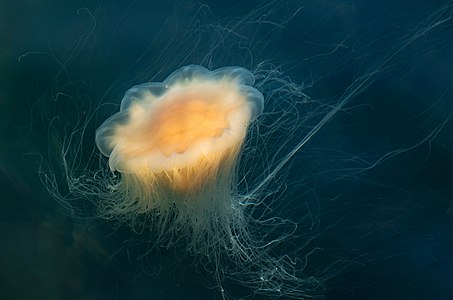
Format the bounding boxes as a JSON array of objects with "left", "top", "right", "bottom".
[
  {"left": 25, "top": 1, "right": 453, "bottom": 299},
  {"left": 86, "top": 64, "right": 322, "bottom": 298},
  {"left": 94, "top": 65, "right": 264, "bottom": 255}
]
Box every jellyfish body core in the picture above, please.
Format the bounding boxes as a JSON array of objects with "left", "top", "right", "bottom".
[{"left": 95, "top": 65, "right": 264, "bottom": 253}]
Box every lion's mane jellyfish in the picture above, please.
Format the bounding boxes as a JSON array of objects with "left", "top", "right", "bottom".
[
  {"left": 95, "top": 65, "right": 263, "bottom": 255},
  {"left": 89, "top": 64, "right": 313, "bottom": 298},
  {"left": 28, "top": 1, "right": 453, "bottom": 299}
]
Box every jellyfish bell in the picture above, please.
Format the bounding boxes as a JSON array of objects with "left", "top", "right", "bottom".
[{"left": 94, "top": 64, "right": 264, "bottom": 253}]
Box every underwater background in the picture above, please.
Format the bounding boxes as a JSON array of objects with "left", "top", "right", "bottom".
[{"left": 1, "top": 0, "right": 453, "bottom": 299}]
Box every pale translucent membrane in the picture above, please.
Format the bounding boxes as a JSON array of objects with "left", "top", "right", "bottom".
[{"left": 96, "top": 65, "right": 263, "bottom": 174}]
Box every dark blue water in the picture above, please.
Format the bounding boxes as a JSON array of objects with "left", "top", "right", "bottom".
[{"left": 1, "top": 0, "right": 453, "bottom": 299}]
